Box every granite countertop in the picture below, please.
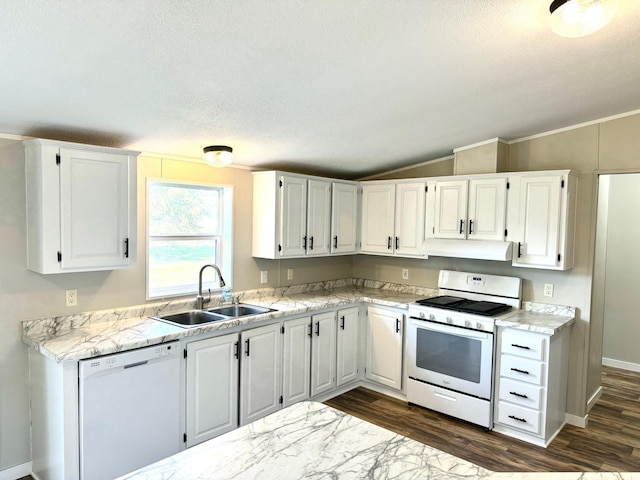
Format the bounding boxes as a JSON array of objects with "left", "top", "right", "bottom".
[
  {"left": 21, "top": 279, "right": 575, "bottom": 363},
  {"left": 117, "top": 401, "right": 634, "bottom": 480}
]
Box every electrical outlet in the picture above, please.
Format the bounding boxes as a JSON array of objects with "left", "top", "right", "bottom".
[
  {"left": 287, "top": 268, "right": 294, "bottom": 280},
  {"left": 66, "top": 289, "right": 77, "bottom": 307},
  {"left": 544, "top": 283, "right": 554, "bottom": 297},
  {"left": 402, "top": 268, "right": 409, "bottom": 280},
  {"left": 260, "top": 271, "right": 268, "bottom": 284}
]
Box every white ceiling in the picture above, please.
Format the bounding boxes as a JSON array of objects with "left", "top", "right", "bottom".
[{"left": 1, "top": 1, "right": 640, "bottom": 178}]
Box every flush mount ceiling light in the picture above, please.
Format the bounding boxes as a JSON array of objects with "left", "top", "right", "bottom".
[
  {"left": 203, "top": 145, "right": 233, "bottom": 168},
  {"left": 549, "top": 0, "right": 619, "bottom": 38}
]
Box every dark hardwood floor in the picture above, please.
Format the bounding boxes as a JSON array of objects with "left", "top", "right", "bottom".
[{"left": 325, "top": 366, "right": 640, "bottom": 472}]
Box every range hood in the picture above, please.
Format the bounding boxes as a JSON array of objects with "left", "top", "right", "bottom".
[{"left": 424, "top": 239, "right": 513, "bottom": 261}]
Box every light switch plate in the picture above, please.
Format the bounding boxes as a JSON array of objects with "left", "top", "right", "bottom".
[
  {"left": 287, "top": 268, "right": 294, "bottom": 280},
  {"left": 260, "top": 271, "right": 268, "bottom": 284},
  {"left": 402, "top": 268, "right": 409, "bottom": 280}
]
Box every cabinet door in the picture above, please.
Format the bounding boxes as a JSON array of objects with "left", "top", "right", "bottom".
[
  {"left": 306, "top": 180, "right": 331, "bottom": 256},
  {"left": 280, "top": 175, "right": 307, "bottom": 257},
  {"left": 361, "top": 183, "right": 395, "bottom": 254},
  {"left": 59, "top": 148, "right": 131, "bottom": 269},
  {"left": 331, "top": 182, "right": 358, "bottom": 254},
  {"left": 185, "top": 334, "right": 239, "bottom": 447},
  {"left": 336, "top": 307, "right": 360, "bottom": 387},
  {"left": 282, "top": 317, "right": 312, "bottom": 407},
  {"left": 311, "top": 311, "right": 337, "bottom": 397},
  {"left": 365, "top": 306, "right": 403, "bottom": 390},
  {"left": 433, "top": 179, "right": 468, "bottom": 239},
  {"left": 467, "top": 177, "right": 507, "bottom": 241},
  {"left": 395, "top": 182, "right": 426, "bottom": 256},
  {"left": 513, "top": 174, "right": 562, "bottom": 268},
  {"left": 240, "top": 323, "right": 282, "bottom": 425}
]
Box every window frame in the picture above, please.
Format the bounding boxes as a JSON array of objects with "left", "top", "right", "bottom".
[{"left": 146, "top": 178, "right": 233, "bottom": 300}]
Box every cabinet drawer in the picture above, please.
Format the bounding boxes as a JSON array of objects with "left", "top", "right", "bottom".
[
  {"left": 500, "top": 356, "right": 545, "bottom": 386},
  {"left": 501, "top": 330, "right": 546, "bottom": 361},
  {"left": 497, "top": 401, "right": 542, "bottom": 435},
  {"left": 498, "top": 378, "right": 543, "bottom": 410}
]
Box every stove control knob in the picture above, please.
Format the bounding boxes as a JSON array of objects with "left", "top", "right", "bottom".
[
  {"left": 419, "top": 312, "right": 425, "bottom": 319},
  {"left": 446, "top": 317, "right": 453, "bottom": 324},
  {"left": 476, "top": 322, "right": 483, "bottom": 330},
  {"left": 428, "top": 313, "right": 435, "bottom": 320},
  {"left": 464, "top": 320, "right": 471, "bottom": 328}
]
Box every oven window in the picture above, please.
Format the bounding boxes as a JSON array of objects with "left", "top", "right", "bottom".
[{"left": 416, "top": 329, "right": 482, "bottom": 383}]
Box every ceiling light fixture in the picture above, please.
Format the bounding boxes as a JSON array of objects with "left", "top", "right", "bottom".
[
  {"left": 549, "top": 0, "right": 619, "bottom": 38},
  {"left": 203, "top": 145, "right": 233, "bottom": 168}
]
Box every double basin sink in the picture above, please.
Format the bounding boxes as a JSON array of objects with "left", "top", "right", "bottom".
[{"left": 155, "top": 304, "right": 275, "bottom": 328}]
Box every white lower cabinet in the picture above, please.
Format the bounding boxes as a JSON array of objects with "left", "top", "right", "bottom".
[
  {"left": 311, "top": 311, "right": 337, "bottom": 397},
  {"left": 185, "top": 334, "right": 239, "bottom": 447},
  {"left": 240, "top": 323, "right": 283, "bottom": 426},
  {"left": 282, "top": 316, "right": 312, "bottom": 407},
  {"left": 365, "top": 305, "right": 403, "bottom": 390},
  {"left": 336, "top": 306, "right": 360, "bottom": 387},
  {"left": 493, "top": 326, "right": 570, "bottom": 447}
]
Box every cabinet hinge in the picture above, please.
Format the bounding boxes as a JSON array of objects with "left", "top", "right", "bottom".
[
  {"left": 183, "top": 433, "right": 187, "bottom": 443},
  {"left": 561, "top": 179, "right": 565, "bottom": 188},
  {"left": 281, "top": 325, "right": 285, "bottom": 334},
  {"left": 55, "top": 153, "right": 60, "bottom": 165},
  {"left": 558, "top": 254, "right": 561, "bottom": 262},
  {"left": 57, "top": 251, "right": 62, "bottom": 262},
  {"left": 279, "top": 395, "right": 283, "bottom": 405},
  {"left": 506, "top": 182, "right": 510, "bottom": 189},
  {"left": 183, "top": 349, "right": 187, "bottom": 359}
]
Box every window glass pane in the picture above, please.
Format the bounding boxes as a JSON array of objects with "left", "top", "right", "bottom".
[
  {"left": 148, "top": 239, "right": 220, "bottom": 296},
  {"left": 149, "top": 184, "right": 221, "bottom": 235}
]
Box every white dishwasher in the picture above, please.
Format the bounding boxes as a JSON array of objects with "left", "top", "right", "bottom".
[{"left": 79, "top": 341, "right": 181, "bottom": 480}]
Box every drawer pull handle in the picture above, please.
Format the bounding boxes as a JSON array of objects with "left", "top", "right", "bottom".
[
  {"left": 511, "top": 367, "right": 530, "bottom": 375},
  {"left": 511, "top": 343, "right": 531, "bottom": 350},
  {"left": 508, "top": 415, "right": 527, "bottom": 423},
  {"left": 509, "top": 391, "right": 528, "bottom": 399}
]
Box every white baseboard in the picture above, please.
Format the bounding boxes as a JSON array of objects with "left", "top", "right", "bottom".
[
  {"left": 565, "top": 412, "right": 588, "bottom": 428},
  {"left": 602, "top": 357, "right": 640, "bottom": 373},
  {"left": 587, "top": 386, "right": 603, "bottom": 412},
  {"left": 0, "top": 461, "right": 32, "bottom": 480}
]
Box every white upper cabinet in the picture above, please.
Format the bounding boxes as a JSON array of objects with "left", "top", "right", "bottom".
[
  {"left": 360, "top": 181, "right": 426, "bottom": 257},
  {"left": 24, "top": 139, "right": 138, "bottom": 274},
  {"left": 330, "top": 182, "right": 358, "bottom": 254},
  {"left": 433, "top": 177, "right": 507, "bottom": 241},
  {"left": 510, "top": 171, "right": 577, "bottom": 270},
  {"left": 252, "top": 171, "right": 358, "bottom": 259}
]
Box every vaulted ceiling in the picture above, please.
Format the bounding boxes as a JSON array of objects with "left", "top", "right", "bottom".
[{"left": 1, "top": 1, "right": 640, "bottom": 178}]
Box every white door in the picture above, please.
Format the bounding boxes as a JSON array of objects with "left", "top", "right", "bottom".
[
  {"left": 331, "top": 182, "right": 358, "bottom": 254},
  {"left": 311, "top": 311, "right": 337, "bottom": 397},
  {"left": 433, "top": 179, "right": 468, "bottom": 239},
  {"left": 336, "top": 306, "right": 360, "bottom": 387},
  {"left": 365, "top": 306, "right": 403, "bottom": 390},
  {"left": 395, "top": 182, "right": 426, "bottom": 256},
  {"left": 185, "top": 334, "right": 239, "bottom": 447},
  {"left": 468, "top": 177, "right": 508, "bottom": 241},
  {"left": 282, "top": 317, "right": 311, "bottom": 407},
  {"left": 514, "top": 174, "right": 562, "bottom": 268},
  {"left": 280, "top": 175, "right": 307, "bottom": 257},
  {"left": 306, "top": 179, "right": 331, "bottom": 256},
  {"left": 361, "top": 183, "right": 395, "bottom": 254},
  {"left": 240, "top": 323, "right": 282, "bottom": 425},
  {"left": 59, "top": 148, "right": 131, "bottom": 269}
]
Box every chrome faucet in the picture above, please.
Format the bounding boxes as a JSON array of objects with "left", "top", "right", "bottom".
[{"left": 196, "top": 264, "right": 226, "bottom": 309}]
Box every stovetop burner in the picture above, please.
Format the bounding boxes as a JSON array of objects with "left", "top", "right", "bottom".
[{"left": 415, "top": 296, "right": 512, "bottom": 317}]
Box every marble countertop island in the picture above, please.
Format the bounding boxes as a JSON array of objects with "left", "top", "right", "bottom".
[
  {"left": 22, "top": 279, "right": 575, "bottom": 363},
  {"left": 117, "top": 401, "right": 634, "bottom": 480}
]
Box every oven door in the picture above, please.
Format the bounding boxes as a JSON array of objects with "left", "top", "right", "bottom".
[{"left": 407, "top": 316, "right": 494, "bottom": 399}]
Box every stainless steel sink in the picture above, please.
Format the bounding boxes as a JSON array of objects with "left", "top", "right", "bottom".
[
  {"left": 206, "top": 304, "right": 274, "bottom": 317},
  {"left": 155, "top": 310, "right": 230, "bottom": 328},
  {"left": 154, "top": 303, "right": 275, "bottom": 328}
]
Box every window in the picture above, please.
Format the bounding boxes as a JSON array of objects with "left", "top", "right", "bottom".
[{"left": 147, "top": 180, "right": 232, "bottom": 299}]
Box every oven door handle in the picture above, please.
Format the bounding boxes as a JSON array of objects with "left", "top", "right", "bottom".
[{"left": 409, "top": 316, "right": 492, "bottom": 340}]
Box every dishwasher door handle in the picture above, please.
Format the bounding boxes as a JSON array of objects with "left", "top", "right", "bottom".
[{"left": 123, "top": 360, "right": 149, "bottom": 369}]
